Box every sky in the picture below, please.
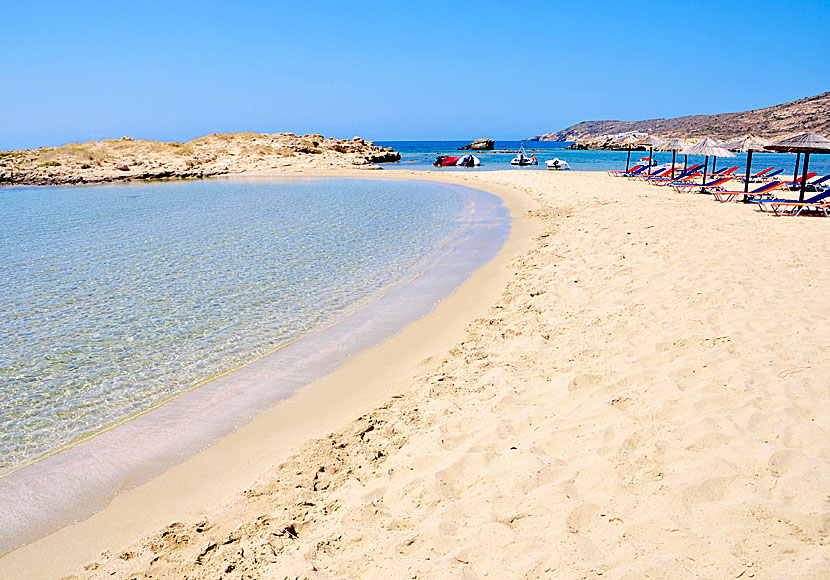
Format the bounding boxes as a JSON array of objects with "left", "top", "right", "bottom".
[{"left": 2, "top": 0, "right": 829, "bottom": 149}]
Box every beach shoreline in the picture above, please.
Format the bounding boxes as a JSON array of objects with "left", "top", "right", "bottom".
[
  {"left": 3, "top": 169, "right": 830, "bottom": 579},
  {"left": 0, "top": 171, "right": 540, "bottom": 579}
]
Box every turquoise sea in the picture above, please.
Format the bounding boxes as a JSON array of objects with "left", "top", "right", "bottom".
[
  {"left": 0, "top": 178, "right": 508, "bottom": 477},
  {"left": 377, "top": 140, "right": 830, "bottom": 176}
]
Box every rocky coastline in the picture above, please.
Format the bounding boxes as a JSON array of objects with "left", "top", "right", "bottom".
[{"left": 0, "top": 133, "right": 401, "bottom": 186}]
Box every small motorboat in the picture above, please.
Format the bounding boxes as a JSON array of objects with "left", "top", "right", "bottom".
[
  {"left": 434, "top": 155, "right": 459, "bottom": 167},
  {"left": 510, "top": 145, "right": 537, "bottom": 166},
  {"left": 456, "top": 154, "right": 481, "bottom": 167},
  {"left": 545, "top": 158, "right": 571, "bottom": 171}
]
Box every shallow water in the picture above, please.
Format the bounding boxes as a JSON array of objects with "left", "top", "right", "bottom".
[
  {"left": 377, "top": 140, "right": 830, "bottom": 177},
  {"left": 0, "top": 177, "right": 505, "bottom": 476}
]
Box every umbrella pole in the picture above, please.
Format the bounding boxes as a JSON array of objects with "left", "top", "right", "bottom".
[
  {"left": 626, "top": 147, "right": 631, "bottom": 172},
  {"left": 702, "top": 155, "right": 709, "bottom": 187},
  {"left": 648, "top": 147, "right": 653, "bottom": 176},
  {"left": 671, "top": 150, "right": 676, "bottom": 178},
  {"left": 793, "top": 152, "right": 801, "bottom": 185},
  {"left": 684, "top": 155, "right": 688, "bottom": 170},
  {"left": 799, "top": 152, "right": 811, "bottom": 202},
  {"left": 712, "top": 156, "right": 717, "bottom": 174},
  {"left": 744, "top": 150, "right": 753, "bottom": 193}
]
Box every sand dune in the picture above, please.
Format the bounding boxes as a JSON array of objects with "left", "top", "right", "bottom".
[{"left": 3, "top": 171, "right": 830, "bottom": 579}]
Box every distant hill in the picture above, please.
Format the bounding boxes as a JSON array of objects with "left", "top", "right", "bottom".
[{"left": 528, "top": 92, "right": 830, "bottom": 142}]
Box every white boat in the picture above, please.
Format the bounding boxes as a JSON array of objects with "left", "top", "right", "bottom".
[
  {"left": 545, "top": 158, "right": 571, "bottom": 171},
  {"left": 456, "top": 154, "right": 481, "bottom": 167},
  {"left": 511, "top": 145, "right": 537, "bottom": 166}
]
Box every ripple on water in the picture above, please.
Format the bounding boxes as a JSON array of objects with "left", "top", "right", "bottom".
[{"left": 0, "top": 177, "right": 506, "bottom": 475}]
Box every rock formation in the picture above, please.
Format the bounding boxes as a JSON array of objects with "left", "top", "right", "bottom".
[
  {"left": 458, "top": 138, "right": 494, "bottom": 151},
  {"left": 0, "top": 132, "right": 401, "bottom": 186}
]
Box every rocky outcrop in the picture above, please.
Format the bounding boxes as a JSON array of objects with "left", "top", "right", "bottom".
[
  {"left": 458, "top": 138, "right": 494, "bottom": 151},
  {"left": 0, "top": 132, "right": 401, "bottom": 186},
  {"left": 528, "top": 91, "right": 830, "bottom": 143}
]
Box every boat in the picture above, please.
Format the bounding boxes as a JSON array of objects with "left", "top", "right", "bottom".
[
  {"left": 456, "top": 154, "right": 481, "bottom": 167},
  {"left": 545, "top": 158, "right": 571, "bottom": 171},
  {"left": 510, "top": 145, "right": 537, "bottom": 166},
  {"left": 433, "top": 154, "right": 481, "bottom": 167},
  {"left": 433, "top": 155, "right": 459, "bottom": 167}
]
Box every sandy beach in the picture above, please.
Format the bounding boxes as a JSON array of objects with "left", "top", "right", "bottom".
[{"left": 2, "top": 170, "right": 829, "bottom": 579}]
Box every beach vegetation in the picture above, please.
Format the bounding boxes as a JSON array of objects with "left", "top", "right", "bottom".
[
  {"left": 54, "top": 142, "right": 110, "bottom": 164},
  {"left": 38, "top": 160, "right": 61, "bottom": 167}
]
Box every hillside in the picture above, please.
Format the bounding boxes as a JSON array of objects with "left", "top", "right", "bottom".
[{"left": 529, "top": 92, "right": 830, "bottom": 143}]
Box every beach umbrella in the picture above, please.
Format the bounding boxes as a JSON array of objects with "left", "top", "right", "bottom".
[
  {"left": 616, "top": 134, "right": 642, "bottom": 172},
  {"left": 765, "top": 132, "right": 830, "bottom": 201},
  {"left": 638, "top": 136, "right": 667, "bottom": 175},
  {"left": 709, "top": 139, "right": 728, "bottom": 173},
  {"left": 658, "top": 138, "right": 688, "bottom": 178},
  {"left": 680, "top": 138, "right": 735, "bottom": 187},
  {"left": 720, "top": 135, "right": 771, "bottom": 193}
]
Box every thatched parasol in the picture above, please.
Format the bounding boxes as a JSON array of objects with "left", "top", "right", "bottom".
[
  {"left": 721, "top": 135, "right": 771, "bottom": 193},
  {"left": 616, "top": 134, "right": 642, "bottom": 172},
  {"left": 638, "top": 135, "right": 667, "bottom": 175},
  {"left": 766, "top": 133, "right": 830, "bottom": 201},
  {"left": 680, "top": 138, "right": 735, "bottom": 186},
  {"left": 658, "top": 138, "right": 688, "bottom": 178}
]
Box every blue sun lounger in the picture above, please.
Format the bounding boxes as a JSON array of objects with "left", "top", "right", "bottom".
[
  {"left": 712, "top": 181, "right": 785, "bottom": 203},
  {"left": 754, "top": 188, "right": 830, "bottom": 212}
]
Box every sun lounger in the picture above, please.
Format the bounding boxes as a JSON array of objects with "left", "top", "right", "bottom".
[
  {"left": 649, "top": 171, "right": 703, "bottom": 186},
  {"left": 804, "top": 174, "right": 830, "bottom": 190},
  {"left": 785, "top": 172, "right": 818, "bottom": 190},
  {"left": 607, "top": 165, "right": 644, "bottom": 177},
  {"left": 633, "top": 168, "right": 670, "bottom": 180},
  {"left": 669, "top": 176, "right": 732, "bottom": 193},
  {"left": 644, "top": 164, "right": 703, "bottom": 185},
  {"left": 752, "top": 168, "right": 785, "bottom": 181},
  {"left": 753, "top": 189, "right": 830, "bottom": 212},
  {"left": 711, "top": 181, "right": 786, "bottom": 203},
  {"left": 767, "top": 199, "right": 830, "bottom": 217},
  {"left": 746, "top": 167, "right": 774, "bottom": 180}
]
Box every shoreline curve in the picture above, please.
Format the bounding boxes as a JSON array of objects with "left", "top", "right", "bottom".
[{"left": 0, "top": 170, "right": 539, "bottom": 579}]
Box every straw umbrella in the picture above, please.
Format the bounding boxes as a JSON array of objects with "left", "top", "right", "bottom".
[
  {"left": 680, "top": 138, "right": 735, "bottom": 187},
  {"left": 638, "top": 136, "right": 667, "bottom": 175},
  {"left": 720, "top": 135, "right": 771, "bottom": 193},
  {"left": 766, "top": 133, "right": 830, "bottom": 202},
  {"left": 658, "top": 138, "right": 688, "bottom": 178},
  {"left": 616, "top": 134, "right": 642, "bottom": 172}
]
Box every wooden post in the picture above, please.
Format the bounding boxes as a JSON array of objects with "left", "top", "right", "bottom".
[
  {"left": 626, "top": 147, "right": 631, "bottom": 172},
  {"left": 744, "top": 150, "right": 753, "bottom": 193},
  {"left": 671, "top": 150, "right": 677, "bottom": 178},
  {"left": 793, "top": 152, "right": 801, "bottom": 184},
  {"left": 702, "top": 155, "right": 709, "bottom": 187},
  {"left": 799, "top": 152, "right": 811, "bottom": 202}
]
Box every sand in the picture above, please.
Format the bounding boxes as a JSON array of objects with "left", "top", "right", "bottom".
[{"left": 2, "top": 170, "right": 830, "bottom": 579}]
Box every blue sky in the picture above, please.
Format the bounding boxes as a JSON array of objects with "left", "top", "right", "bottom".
[{"left": 2, "top": 0, "right": 828, "bottom": 149}]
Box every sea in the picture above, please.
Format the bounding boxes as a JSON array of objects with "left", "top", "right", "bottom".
[
  {"left": 375, "top": 140, "right": 830, "bottom": 177},
  {"left": 0, "top": 176, "right": 512, "bottom": 550},
  {"left": 0, "top": 177, "right": 508, "bottom": 477}
]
